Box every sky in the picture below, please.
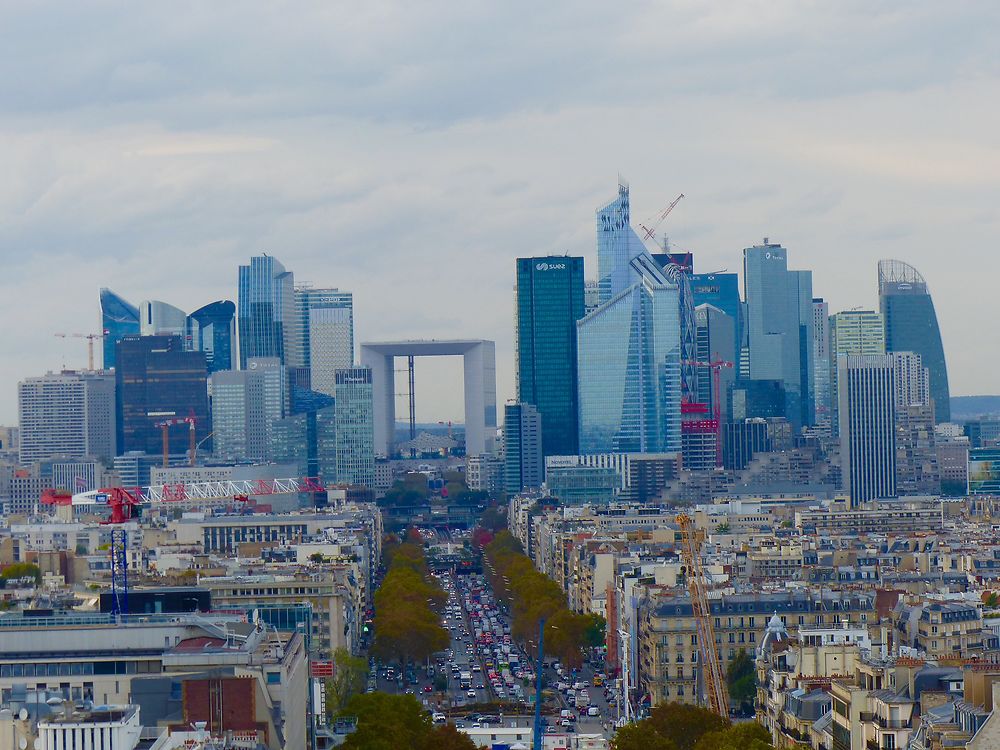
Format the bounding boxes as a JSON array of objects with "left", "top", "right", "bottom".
[{"left": 2, "top": 1, "right": 1000, "bottom": 425}]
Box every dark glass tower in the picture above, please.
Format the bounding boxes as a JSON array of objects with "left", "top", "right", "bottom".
[
  {"left": 690, "top": 271, "right": 742, "bottom": 365},
  {"left": 115, "top": 335, "right": 211, "bottom": 457},
  {"left": 879, "top": 259, "right": 951, "bottom": 423},
  {"left": 515, "top": 256, "right": 586, "bottom": 456},
  {"left": 100, "top": 288, "right": 140, "bottom": 370},
  {"left": 187, "top": 300, "right": 236, "bottom": 373},
  {"left": 238, "top": 255, "right": 296, "bottom": 369}
]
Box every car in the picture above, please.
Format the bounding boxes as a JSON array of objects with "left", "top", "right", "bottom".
[
  {"left": 467, "top": 689, "right": 477, "bottom": 699},
  {"left": 431, "top": 712, "right": 447, "bottom": 725},
  {"left": 423, "top": 685, "right": 433, "bottom": 693},
  {"left": 476, "top": 683, "right": 485, "bottom": 690},
  {"left": 587, "top": 706, "right": 600, "bottom": 717}
]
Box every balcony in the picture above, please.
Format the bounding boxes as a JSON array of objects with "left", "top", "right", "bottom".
[{"left": 861, "top": 712, "right": 910, "bottom": 730}]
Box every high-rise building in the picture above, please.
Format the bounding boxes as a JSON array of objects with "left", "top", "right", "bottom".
[
  {"left": 694, "top": 303, "right": 736, "bottom": 419},
  {"left": 743, "top": 240, "right": 814, "bottom": 430},
  {"left": 890, "top": 352, "right": 939, "bottom": 496},
  {"left": 838, "top": 354, "right": 897, "bottom": 506},
  {"left": 100, "top": 289, "right": 140, "bottom": 370},
  {"left": 334, "top": 367, "right": 375, "bottom": 487},
  {"left": 584, "top": 280, "right": 601, "bottom": 315},
  {"left": 879, "top": 259, "right": 951, "bottom": 423},
  {"left": 139, "top": 300, "right": 187, "bottom": 337},
  {"left": 577, "top": 277, "right": 682, "bottom": 454},
  {"left": 18, "top": 371, "right": 116, "bottom": 464},
  {"left": 237, "top": 255, "right": 297, "bottom": 369},
  {"left": 690, "top": 272, "right": 742, "bottom": 365},
  {"left": 596, "top": 182, "right": 649, "bottom": 305},
  {"left": 728, "top": 379, "right": 786, "bottom": 422},
  {"left": 210, "top": 357, "right": 287, "bottom": 462},
  {"left": 811, "top": 299, "right": 832, "bottom": 432},
  {"left": 515, "top": 256, "right": 586, "bottom": 457},
  {"left": 295, "top": 287, "right": 354, "bottom": 397},
  {"left": 830, "top": 310, "right": 885, "bottom": 356},
  {"left": 722, "top": 419, "right": 772, "bottom": 471},
  {"left": 503, "top": 402, "right": 543, "bottom": 494},
  {"left": 187, "top": 301, "right": 236, "bottom": 374},
  {"left": 115, "top": 336, "right": 210, "bottom": 458}
]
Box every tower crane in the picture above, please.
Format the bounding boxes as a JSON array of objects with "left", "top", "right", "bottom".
[
  {"left": 676, "top": 513, "right": 729, "bottom": 717},
  {"left": 41, "top": 477, "right": 325, "bottom": 616},
  {"left": 639, "top": 193, "right": 684, "bottom": 242},
  {"left": 53, "top": 332, "right": 105, "bottom": 371},
  {"left": 682, "top": 356, "right": 734, "bottom": 466},
  {"left": 155, "top": 417, "right": 197, "bottom": 468}
]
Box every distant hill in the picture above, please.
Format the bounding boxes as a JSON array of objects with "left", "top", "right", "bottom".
[{"left": 951, "top": 396, "right": 1000, "bottom": 421}]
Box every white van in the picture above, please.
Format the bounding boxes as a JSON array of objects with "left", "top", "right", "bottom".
[{"left": 432, "top": 713, "right": 447, "bottom": 725}]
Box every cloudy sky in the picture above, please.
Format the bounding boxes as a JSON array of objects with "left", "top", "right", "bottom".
[{"left": 2, "top": 1, "right": 999, "bottom": 424}]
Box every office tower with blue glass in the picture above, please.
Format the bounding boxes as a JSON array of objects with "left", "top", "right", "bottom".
[
  {"left": 504, "top": 402, "right": 543, "bottom": 494},
  {"left": 694, "top": 303, "right": 736, "bottom": 418},
  {"left": 879, "top": 259, "right": 951, "bottom": 423},
  {"left": 187, "top": 300, "right": 236, "bottom": 373},
  {"left": 139, "top": 300, "right": 187, "bottom": 337},
  {"left": 596, "top": 182, "right": 650, "bottom": 305},
  {"left": 811, "top": 298, "right": 832, "bottom": 431},
  {"left": 115, "top": 335, "right": 211, "bottom": 457},
  {"left": 295, "top": 287, "right": 354, "bottom": 397},
  {"left": 690, "top": 271, "right": 742, "bottom": 365},
  {"left": 838, "top": 354, "right": 897, "bottom": 506},
  {"left": 100, "top": 288, "right": 140, "bottom": 370},
  {"left": 515, "top": 256, "right": 586, "bottom": 457},
  {"left": 238, "top": 255, "right": 297, "bottom": 369},
  {"left": 334, "top": 367, "right": 375, "bottom": 487},
  {"left": 743, "top": 240, "right": 814, "bottom": 430},
  {"left": 210, "top": 357, "right": 288, "bottom": 462}
]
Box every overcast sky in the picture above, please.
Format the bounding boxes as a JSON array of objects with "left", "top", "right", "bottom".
[{"left": 2, "top": 1, "right": 999, "bottom": 425}]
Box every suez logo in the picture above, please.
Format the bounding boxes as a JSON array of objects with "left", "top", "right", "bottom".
[{"left": 535, "top": 262, "right": 567, "bottom": 271}]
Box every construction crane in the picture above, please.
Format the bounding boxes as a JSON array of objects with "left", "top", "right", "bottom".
[
  {"left": 155, "top": 417, "right": 197, "bottom": 468},
  {"left": 639, "top": 193, "right": 684, "bottom": 242},
  {"left": 53, "top": 332, "right": 105, "bottom": 371},
  {"left": 42, "top": 477, "right": 325, "bottom": 616},
  {"left": 683, "top": 356, "right": 735, "bottom": 466},
  {"left": 676, "top": 513, "right": 729, "bottom": 717}
]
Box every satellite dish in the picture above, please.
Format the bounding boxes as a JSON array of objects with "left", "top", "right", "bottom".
[{"left": 18, "top": 708, "right": 28, "bottom": 721}]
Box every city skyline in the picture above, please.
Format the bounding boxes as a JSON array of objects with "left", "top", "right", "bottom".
[{"left": 3, "top": 3, "right": 999, "bottom": 424}]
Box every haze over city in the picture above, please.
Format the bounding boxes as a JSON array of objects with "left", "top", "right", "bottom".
[{"left": 3, "top": 1, "right": 1000, "bottom": 423}]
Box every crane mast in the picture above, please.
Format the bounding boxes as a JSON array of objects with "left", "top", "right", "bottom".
[{"left": 676, "top": 513, "right": 729, "bottom": 717}]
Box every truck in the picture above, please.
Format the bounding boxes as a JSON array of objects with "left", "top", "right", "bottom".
[
  {"left": 575, "top": 691, "right": 590, "bottom": 708},
  {"left": 460, "top": 671, "right": 472, "bottom": 683}
]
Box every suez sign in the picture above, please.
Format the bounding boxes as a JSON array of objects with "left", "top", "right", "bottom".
[{"left": 535, "top": 262, "right": 567, "bottom": 271}]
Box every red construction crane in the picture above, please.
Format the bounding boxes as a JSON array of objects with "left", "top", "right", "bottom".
[
  {"left": 53, "top": 332, "right": 105, "bottom": 371},
  {"left": 639, "top": 193, "right": 684, "bottom": 242},
  {"left": 155, "top": 417, "right": 197, "bottom": 468},
  {"left": 683, "top": 356, "right": 734, "bottom": 466}
]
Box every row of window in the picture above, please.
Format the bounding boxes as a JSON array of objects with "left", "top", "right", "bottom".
[{"left": 0, "top": 660, "right": 161, "bottom": 678}]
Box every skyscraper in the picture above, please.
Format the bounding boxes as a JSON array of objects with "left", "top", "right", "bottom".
[
  {"left": 879, "top": 259, "right": 951, "bottom": 422},
  {"left": 891, "top": 352, "right": 939, "bottom": 495},
  {"left": 694, "top": 303, "right": 736, "bottom": 420},
  {"left": 115, "top": 336, "right": 210, "bottom": 457},
  {"left": 295, "top": 287, "right": 354, "bottom": 397},
  {"left": 503, "top": 402, "right": 543, "bottom": 494},
  {"left": 829, "top": 309, "right": 885, "bottom": 437},
  {"left": 100, "top": 288, "right": 140, "bottom": 370},
  {"left": 210, "top": 357, "right": 288, "bottom": 462},
  {"left": 690, "top": 271, "right": 742, "bottom": 365},
  {"left": 334, "top": 367, "right": 375, "bottom": 487},
  {"left": 139, "top": 300, "right": 187, "bottom": 337},
  {"left": 743, "top": 240, "right": 814, "bottom": 430},
  {"left": 811, "top": 298, "right": 832, "bottom": 431},
  {"left": 18, "top": 371, "right": 116, "bottom": 464},
  {"left": 515, "top": 256, "right": 586, "bottom": 457},
  {"left": 838, "top": 354, "right": 897, "bottom": 506},
  {"left": 596, "top": 182, "right": 649, "bottom": 305},
  {"left": 237, "top": 255, "right": 297, "bottom": 369},
  {"left": 577, "top": 276, "right": 682, "bottom": 453},
  {"left": 187, "top": 300, "right": 236, "bottom": 374}
]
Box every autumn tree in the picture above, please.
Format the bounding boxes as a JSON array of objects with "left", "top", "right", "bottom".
[
  {"left": 612, "top": 721, "right": 678, "bottom": 750},
  {"left": 693, "top": 722, "right": 773, "bottom": 750},
  {"left": 646, "top": 703, "right": 730, "bottom": 750}
]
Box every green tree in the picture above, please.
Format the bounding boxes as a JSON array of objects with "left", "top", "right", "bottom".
[
  {"left": 726, "top": 650, "right": 756, "bottom": 716},
  {"left": 308, "top": 552, "right": 326, "bottom": 564},
  {"left": 325, "top": 647, "right": 368, "bottom": 717},
  {"left": 0, "top": 562, "right": 41, "bottom": 586},
  {"left": 480, "top": 505, "right": 508, "bottom": 532},
  {"left": 612, "top": 720, "right": 678, "bottom": 750},
  {"left": 693, "top": 722, "right": 773, "bottom": 750},
  {"left": 646, "top": 703, "right": 729, "bottom": 750},
  {"left": 422, "top": 724, "right": 478, "bottom": 750},
  {"left": 338, "top": 693, "right": 430, "bottom": 750}
]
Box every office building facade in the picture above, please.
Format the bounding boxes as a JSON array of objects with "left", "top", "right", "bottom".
[
  {"left": 690, "top": 271, "right": 742, "bottom": 365},
  {"left": 838, "top": 354, "right": 897, "bottom": 505},
  {"left": 694, "top": 303, "right": 736, "bottom": 419},
  {"left": 504, "top": 402, "right": 543, "bottom": 494},
  {"left": 187, "top": 300, "right": 236, "bottom": 373},
  {"left": 515, "top": 256, "right": 586, "bottom": 457},
  {"left": 139, "top": 300, "right": 187, "bottom": 337},
  {"left": 296, "top": 287, "right": 354, "bottom": 397},
  {"left": 879, "top": 259, "right": 951, "bottom": 422},
  {"left": 743, "top": 241, "right": 814, "bottom": 429},
  {"left": 100, "top": 288, "right": 140, "bottom": 370},
  {"left": 18, "top": 371, "right": 116, "bottom": 464},
  {"left": 596, "top": 182, "right": 649, "bottom": 305},
  {"left": 210, "top": 357, "right": 287, "bottom": 462},
  {"left": 334, "top": 367, "right": 375, "bottom": 487},
  {"left": 811, "top": 298, "right": 832, "bottom": 430},
  {"left": 238, "top": 254, "right": 297, "bottom": 369}
]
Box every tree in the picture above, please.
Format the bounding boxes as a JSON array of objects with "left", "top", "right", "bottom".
[
  {"left": 0, "top": 562, "right": 41, "bottom": 586},
  {"left": 726, "top": 650, "right": 756, "bottom": 716},
  {"left": 308, "top": 552, "right": 326, "bottom": 564},
  {"left": 338, "top": 693, "right": 430, "bottom": 750},
  {"left": 983, "top": 591, "right": 1000, "bottom": 608},
  {"left": 612, "top": 720, "right": 678, "bottom": 750},
  {"left": 693, "top": 723, "right": 773, "bottom": 750},
  {"left": 646, "top": 703, "right": 729, "bottom": 750},
  {"left": 480, "top": 505, "right": 507, "bottom": 532},
  {"left": 421, "top": 724, "right": 478, "bottom": 750},
  {"left": 326, "top": 647, "right": 368, "bottom": 717}
]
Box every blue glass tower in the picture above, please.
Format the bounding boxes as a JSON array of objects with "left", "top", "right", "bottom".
[
  {"left": 596, "top": 182, "right": 649, "bottom": 305},
  {"left": 237, "top": 255, "right": 296, "bottom": 369},
  {"left": 100, "top": 288, "right": 140, "bottom": 370},
  {"left": 516, "top": 256, "right": 586, "bottom": 457},
  {"left": 879, "top": 259, "right": 951, "bottom": 423},
  {"left": 187, "top": 300, "right": 236, "bottom": 373},
  {"left": 690, "top": 272, "right": 742, "bottom": 365}
]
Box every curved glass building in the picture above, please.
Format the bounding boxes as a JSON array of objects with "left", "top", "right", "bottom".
[
  {"left": 99, "top": 288, "right": 140, "bottom": 370},
  {"left": 878, "top": 259, "right": 951, "bottom": 423},
  {"left": 188, "top": 300, "right": 236, "bottom": 373}
]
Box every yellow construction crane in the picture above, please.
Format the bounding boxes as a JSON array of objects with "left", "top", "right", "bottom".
[{"left": 676, "top": 513, "right": 730, "bottom": 717}]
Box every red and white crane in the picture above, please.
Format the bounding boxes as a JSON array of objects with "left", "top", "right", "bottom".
[{"left": 682, "top": 356, "right": 734, "bottom": 466}]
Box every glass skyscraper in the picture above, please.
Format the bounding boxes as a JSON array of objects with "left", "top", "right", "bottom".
[
  {"left": 503, "top": 402, "right": 543, "bottom": 494},
  {"left": 187, "top": 300, "right": 236, "bottom": 373},
  {"left": 334, "top": 367, "right": 375, "bottom": 487},
  {"left": 577, "top": 278, "right": 682, "bottom": 453},
  {"left": 515, "top": 256, "right": 585, "bottom": 457},
  {"left": 295, "top": 287, "right": 354, "bottom": 397},
  {"left": 596, "top": 182, "right": 649, "bottom": 305},
  {"left": 838, "top": 354, "right": 897, "bottom": 506},
  {"left": 237, "top": 255, "right": 297, "bottom": 369},
  {"left": 100, "top": 288, "right": 140, "bottom": 370},
  {"left": 879, "top": 259, "right": 951, "bottom": 423},
  {"left": 690, "top": 271, "right": 742, "bottom": 365},
  {"left": 210, "top": 357, "right": 288, "bottom": 462},
  {"left": 743, "top": 240, "right": 814, "bottom": 430}
]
